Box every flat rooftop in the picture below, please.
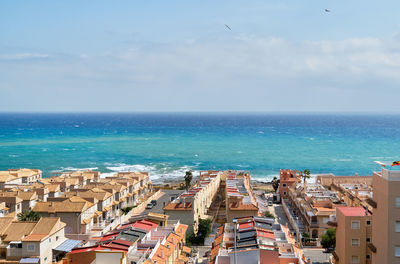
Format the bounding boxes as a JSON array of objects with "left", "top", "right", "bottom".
[{"left": 337, "top": 206, "right": 370, "bottom": 216}]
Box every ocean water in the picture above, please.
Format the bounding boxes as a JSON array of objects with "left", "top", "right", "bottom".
[{"left": 0, "top": 113, "right": 399, "bottom": 182}]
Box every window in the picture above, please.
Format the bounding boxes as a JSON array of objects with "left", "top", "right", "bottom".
[
  {"left": 351, "top": 238, "right": 360, "bottom": 247},
  {"left": 351, "top": 256, "right": 359, "bottom": 264},
  {"left": 396, "top": 221, "right": 400, "bottom": 233},
  {"left": 27, "top": 243, "right": 35, "bottom": 252},
  {"left": 283, "top": 191, "right": 287, "bottom": 195},
  {"left": 366, "top": 254, "right": 371, "bottom": 259},
  {"left": 396, "top": 197, "right": 400, "bottom": 208},
  {"left": 56, "top": 236, "right": 59, "bottom": 241},
  {"left": 396, "top": 246, "right": 400, "bottom": 257},
  {"left": 282, "top": 183, "right": 287, "bottom": 187},
  {"left": 351, "top": 220, "right": 360, "bottom": 230},
  {"left": 366, "top": 220, "right": 371, "bottom": 225},
  {"left": 366, "top": 237, "right": 371, "bottom": 243}
]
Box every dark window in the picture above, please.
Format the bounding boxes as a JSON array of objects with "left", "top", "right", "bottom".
[
  {"left": 366, "top": 220, "right": 371, "bottom": 225},
  {"left": 366, "top": 237, "right": 371, "bottom": 243},
  {"left": 366, "top": 254, "right": 371, "bottom": 259}
]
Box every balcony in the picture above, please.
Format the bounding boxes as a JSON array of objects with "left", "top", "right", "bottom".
[
  {"left": 368, "top": 243, "right": 377, "bottom": 253},
  {"left": 327, "top": 221, "right": 337, "bottom": 227},
  {"left": 366, "top": 198, "right": 377, "bottom": 208}
]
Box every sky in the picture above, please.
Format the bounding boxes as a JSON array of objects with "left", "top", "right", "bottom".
[{"left": 1, "top": 0, "right": 400, "bottom": 112}]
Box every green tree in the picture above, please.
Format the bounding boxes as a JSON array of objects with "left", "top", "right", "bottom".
[
  {"left": 320, "top": 228, "right": 336, "bottom": 250},
  {"left": 184, "top": 171, "right": 193, "bottom": 189},
  {"left": 302, "top": 169, "right": 311, "bottom": 185},
  {"left": 264, "top": 211, "right": 275, "bottom": 219},
  {"left": 271, "top": 176, "right": 280, "bottom": 192},
  {"left": 187, "top": 218, "right": 212, "bottom": 245},
  {"left": 18, "top": 210, "right": 41, "bottom": 222}
]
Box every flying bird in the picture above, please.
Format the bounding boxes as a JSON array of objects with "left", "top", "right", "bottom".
[
  {"left": 325, "top": 9, "right": 331, "bottom": 12},
  {"left": 224, "top": 24, "right": 232, "bottom": 31}
]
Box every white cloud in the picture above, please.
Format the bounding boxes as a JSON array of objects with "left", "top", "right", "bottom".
[{"left": 2, "top": 35, "right": 400, "bottom": 111}]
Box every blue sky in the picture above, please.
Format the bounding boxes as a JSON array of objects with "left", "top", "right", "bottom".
[{"left": 1, "top": 0, "right": 400, "bottom": 112}]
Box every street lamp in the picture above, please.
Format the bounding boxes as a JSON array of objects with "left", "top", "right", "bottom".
[{"left": 233, "top": 219, "right": 238, "bottom": 264}]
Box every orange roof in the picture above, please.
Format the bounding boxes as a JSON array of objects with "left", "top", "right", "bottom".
[
  {"left": 163, "top": 202, "right": 192, "bottom": 211},
  {"left": 151, "top": 244, "right": 171, "bottom": 263},
  {"left": 229, "top": 202, "right": 258, "bottom": 211},
  {"left": 314, "top": 206, "right": 335, "bottom": 212},
  {"left": 22, "top": 234, "right": 47, "bottom": 242},
  {"left": 182, "top": 246, "right": 192, "bottom": 254},
  {"left": 175, "top": 224, "right": 188, "bottom": 240}
]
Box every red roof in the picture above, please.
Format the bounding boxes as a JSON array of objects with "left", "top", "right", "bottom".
[
  {"left": 238, "top": 222, "right": 254, "bottom": 229},
  {"left": 69, "top": 244, "right": 128, "bottom": 254},
  {"left": 132, "top": 219, "right": 158, "bottom": 231},
  {"left": 337, "top": 206, "right": 371, "bottom": 217},
  {"left": 98, "top": 233, "right": 118, "bottom": 242},
  {"left": 257, "top": 230, "right": 275, "bottom": 240}
]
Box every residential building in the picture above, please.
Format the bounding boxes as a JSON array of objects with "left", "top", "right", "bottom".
[
  {"left": 333, "top": 206, "right": 372, "bottom": 264},
  {"left": 33, "top": 196, "right": 97, "bottom": 235},
  {"left": 163, "top": 170, "right": 221, "bottom": 233},
  {"left": 316, "top": 173, "right": 372, "bottom": 188},
  {"left": 209, "top": 216, "right": 301, "bottom": 264},
  {"left": 0, "top": 169, "right": 42, "bottom": 189},
  {"left": 224, "top": 171, "right": 259, "bottom": 222},
  {"left": 286, "top": 183, "right": 343, "bottom": 239},
  {"left": 369, "top": 162, "right": 400, "bottom": 264},
  {"left": 0, "top": 217, "right": 67, "bottom": 264},
  {"left": 279, "top": 169, "right": 301, "bottom": 199},
  {"left": 64, "top": 214, "right": 189, "bottom": 264}
]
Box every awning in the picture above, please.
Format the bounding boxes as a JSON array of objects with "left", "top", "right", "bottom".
[
  {"left": 54, "top": 239, "right": 81, "bottom": 252},
  {"left": 20, "top": 258, "right": 40, "bottom": 264}
]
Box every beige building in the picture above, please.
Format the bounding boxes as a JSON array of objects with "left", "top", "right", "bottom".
[
  {"left": 334, "top": 206, "right": 372, "bottom": 264},
  {"left": 164, "top": 170, "right": 259, "bottom": 233},
  {"left": 33, "top": 196, "right": 97, "bottom": 235},
  {"left": 224, "top": 171, "right": 258, "bottom": 222},
  {"left": 164, "top": 170, "right": 221, "bottom": 233},
  {"left": 286, "top": 183, "right": 343, "bottom": 239},
  {"left": 0, "top": 217, "right": 67, "bottom": 264},
  {"left": 369, "top": 162, "right": 400, "bottom": 264},
  {"left": 0, "top": 169, "right": 42, "bottom": 189}
]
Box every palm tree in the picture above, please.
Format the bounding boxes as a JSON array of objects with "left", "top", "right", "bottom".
[
  {"left": 271, "top": 176, "right": 280, "bottom": 192},
  {"left": 184, "top": 171, "right": 193, "bottom": 189},
  {"left": 302, "top": 169, "right": 311, "bottom": 186},
  {"left": 18, "top": 210, "right": 41, "bottom": 222}
]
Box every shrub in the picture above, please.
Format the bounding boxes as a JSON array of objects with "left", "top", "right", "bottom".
[{"left": 264, "top": 211, "right": 275, "bottom": 219}]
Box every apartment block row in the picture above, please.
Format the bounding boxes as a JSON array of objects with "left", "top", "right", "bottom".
[
  {"left": 209, "top": 216, "right": 301, "bottom": 264},
  {"left": 64, "top": 213, "right": 190, "bottom": 264},
  {"left": 163, "top": 170, "right": 259, "bottom": 234}
]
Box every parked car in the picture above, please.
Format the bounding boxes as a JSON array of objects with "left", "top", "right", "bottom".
[
  {"left": 151, "top": 200, "right": 157, "bottom": 206},
  {"left": 146, "top": 203, "right": 153, "bottom": 209}
]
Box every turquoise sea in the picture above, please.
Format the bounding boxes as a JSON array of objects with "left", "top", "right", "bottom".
[{"left": 0, "top": 113, "right": 399, "bottom": 182}]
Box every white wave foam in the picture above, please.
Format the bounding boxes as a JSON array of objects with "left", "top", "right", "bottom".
[
  {"left": 105, "top": 163, "right": 194, "bottom": 183},
  {"left": 106, "top": 164, "right": 157, "bottom": 172}
]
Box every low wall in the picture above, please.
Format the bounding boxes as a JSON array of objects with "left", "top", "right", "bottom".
[{"left": 282, "top": 199, "right": 301, "bottom": 242}]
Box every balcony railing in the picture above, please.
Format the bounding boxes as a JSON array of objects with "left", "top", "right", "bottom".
[{"left": 366, "top": 198, "right": 377, "bottom": 208}]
